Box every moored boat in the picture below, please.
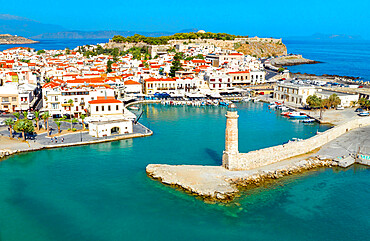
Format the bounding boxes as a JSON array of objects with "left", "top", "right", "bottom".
[
  {"left": 288, "top": 112, "right": 307, "bottom": 119},
  {"left": 302, "top": 118, "right": 316, "bottom": 123},
  {"left": 358, "top": 111, "right": 369, "bottom": 117}
]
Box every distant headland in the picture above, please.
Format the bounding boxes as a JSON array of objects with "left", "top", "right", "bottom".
[{"left": 0, "top": 34, "right": 39, "bottom": 45}]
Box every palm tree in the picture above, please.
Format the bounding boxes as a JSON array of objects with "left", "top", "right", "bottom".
[
  {"left": 80, "top": 114, "right": 86, "bottom": 130},
  {"left": 22, "top": 111, "right": 28, "bottom": 119},
  {"left": 34, "top": 111, "right": 40, "bottom": 130},
  {"left": 68, "top": 99, "right": 74, "bottom": 130},
  {"left": 328, "top": 94, "right": 341, "bottom": 108},
  {"left": 350, "top": 100, "right": 358, "bottom": 108},
  {"left": 54, "top": 116, "right": 65, "bottom": 133},
  {"left": 13, "top": 112, "right": 20, "bottom": 120},
  {"left": 41, "top": 111, "right": 51, "bottom": 136},
  {"left": 4, "top": 118, "right": 15, "bottom": 138}
]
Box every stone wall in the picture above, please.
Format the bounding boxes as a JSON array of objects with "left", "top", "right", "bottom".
[{"left": 227, "top": 117, "right": 370, "bottom": 170}]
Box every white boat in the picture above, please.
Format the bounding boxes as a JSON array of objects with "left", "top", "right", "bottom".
[
  {"left": 302, "top": 118, "right": 316, "bottom": 123},
  {"left": 358, "top": 111, "right": 369, "bottom": 117},
  {"left": 288, "top": 112, "right": 307, "bottom": 119},
  {"left": 129, "top": 106, "right": 140, "bottom": 110},
  {"left": 279, "top": 106, "right": 289, "bottom": 111},
  {"left": 242, "top": 97, "right": 251, "bottom": 102}
]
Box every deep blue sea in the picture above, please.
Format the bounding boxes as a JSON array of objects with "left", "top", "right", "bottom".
[
  {"left": 284, "top": 39, "right": 370, "bottom": 82},
  {"left": 0, "top": 39, "right": 369, "bottom": 241}
]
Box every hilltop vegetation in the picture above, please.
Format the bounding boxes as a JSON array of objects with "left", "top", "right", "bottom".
[{"left": 112, "top": 32, "right": 247, "bottom": 45}]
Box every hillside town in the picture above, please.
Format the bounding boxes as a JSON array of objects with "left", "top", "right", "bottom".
[{"left": 0, "top": 34, "right": 369, "bottom": 143}]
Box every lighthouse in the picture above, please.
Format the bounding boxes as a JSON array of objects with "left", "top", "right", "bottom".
[{"left": 222, "top": 103, "right": 239, "bottom": 169}]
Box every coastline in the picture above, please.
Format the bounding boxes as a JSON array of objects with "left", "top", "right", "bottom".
[{"left": 0, "top": 123, "right": 153, "bottom": 161}]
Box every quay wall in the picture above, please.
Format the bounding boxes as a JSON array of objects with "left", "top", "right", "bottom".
[{"left": 228, "top": 117, "right": 370, "bottom": 170}]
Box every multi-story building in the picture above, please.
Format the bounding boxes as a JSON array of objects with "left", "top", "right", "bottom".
[{"left": 274, "top": 83, "right": 317, "bottom": 106}]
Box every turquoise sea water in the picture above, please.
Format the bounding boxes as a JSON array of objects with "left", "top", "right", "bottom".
[{"left": 1, "top": 102, "right": 369, "bottom": 241}]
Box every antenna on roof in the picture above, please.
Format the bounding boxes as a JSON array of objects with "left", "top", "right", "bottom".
[{"left": 104, "top": 90, "right": 107, "bottom": 99}]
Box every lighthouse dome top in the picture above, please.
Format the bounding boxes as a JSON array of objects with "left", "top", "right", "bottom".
[{"left": 227, "top": 103, "right": 237, "bottom": 111}]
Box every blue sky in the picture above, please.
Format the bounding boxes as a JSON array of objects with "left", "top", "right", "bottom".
[{"left": 2, "top": 0, "right": 370, "bottom": 38}]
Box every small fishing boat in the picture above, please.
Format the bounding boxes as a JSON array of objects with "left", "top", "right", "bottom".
[
  {"left": 268, "top": 104, "right": 277, "bottom": 109},
  {"left": 288, "top": 112, "right": 307, "bottom": 119},
  {"left": 302, "top": 118, "right": 316, "bottom": 123},
  {"left": 242, "top": 97, "right": 251, "bottom": 102},
  {"left": 129, "top": 106, "right": 140, "bottom": 110},
  {"left": 358, "top": 111, "right": 369, "bottom": 117}
]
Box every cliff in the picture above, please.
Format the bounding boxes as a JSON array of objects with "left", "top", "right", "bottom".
[
  {"left": 234, "top": 41, "right": 287, "bottom": 58},
  {"left": 0, "top": 34, "right": 39, "bottom": 45}
]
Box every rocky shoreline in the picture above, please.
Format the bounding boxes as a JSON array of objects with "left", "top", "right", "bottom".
[
  {"left": 270, "top": 55, "right": 321, "bottom": 66},
  {"left": 290, "top": 72, "right": 369, "bottom": 86},
  {"left": 146, "top": 157, "right": 338, "bottom": 202}
]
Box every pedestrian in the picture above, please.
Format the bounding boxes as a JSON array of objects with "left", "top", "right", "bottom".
[
  {"left": 51, "top": 137, "right": 53, "bottom": 143},
  {"left": 61, "top": 137, "right": 64, "bottom": 143}
]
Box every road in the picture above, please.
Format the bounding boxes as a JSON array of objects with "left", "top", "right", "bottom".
[{"left": 317, "top": 125, "right": 370, "bottom": 158}]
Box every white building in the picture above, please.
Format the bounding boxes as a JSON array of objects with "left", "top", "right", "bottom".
[{"left": 87, "top": 97, "right": 133, "bottom": 137}]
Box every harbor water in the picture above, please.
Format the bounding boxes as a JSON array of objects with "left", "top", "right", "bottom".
[{"left": 0, "top": 103, "right": 369, "bottom": 241}]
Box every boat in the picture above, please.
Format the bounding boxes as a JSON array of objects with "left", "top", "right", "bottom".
[
  {"left": 358, "top": 111, "right": 369, "bottom": 117},
  {"left": 302, "top": 118, "right": 316, "bottom": 123},
  {"left": 268, "top": 104, "right": 277, "bottom": 109},
  {"left": 242, "top": 97, "right": 251, "bottom": 102},
  {"left": 288, "top": 112, "right": 307, "bottom": 119},
  {"left": 129, "top": 106, "right": 140, "bottom": 110}
]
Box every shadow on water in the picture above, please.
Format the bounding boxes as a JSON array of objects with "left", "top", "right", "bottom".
[
  {"left": 5, "top": 178, "right": 103, "bottom": 241},
  {"left": 205, "top": 148, "right": 222, "bottom": 165}
]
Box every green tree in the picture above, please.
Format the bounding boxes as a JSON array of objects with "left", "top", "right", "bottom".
[
  {"left": 278, "top": 67, "right": 285, "bottom": 72},
  {"left": 37, "top": 49, "right": 46, "bottom": 55},
  {"left": 14, "top": 119, "right": 34, "bottom": 141},
  {"left": 107, "top": 60, "right": 113, "bottom": 73},
  {"left": 359, "top": 98, "right": 370, "bottom": 110},
  {"left": 65, "top": 48, "right": 70, "bottom": 54},
  {"left": 13, "top": 112, "right": 20, "bottom": 120},
  {"left": 4, "top": 118, "right": 15, "bottom": 138},
  {"left": 169, "top": 60, "right": 182, "bottom": 77},
  {"left": 80, "top": 114, "right": 86, "bottom": 130},
  {"left": 54, "top": 116, "right": 66, "bottom": 133},
  {"left": 306, "top": 95, "right": 322, "bottom": 109},
  {"left": 327, "top": 94, "right": 341, "bottom": 108},
  {"left": 22, "top": 111, "right": 28, "bottom": 119},
  {"left": 41, "top": 111, "right": 51, "bottom": 136}
]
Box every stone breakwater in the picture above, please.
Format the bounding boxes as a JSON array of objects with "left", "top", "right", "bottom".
[
  {"left": 226, "top": 117, "right": 370, "bottom": 171},
  {"left": 146, "top": 157, "right": 338, "bottom": 202},
  {"left": 270, "top": 55, "right": 320, "bottom": 66}
]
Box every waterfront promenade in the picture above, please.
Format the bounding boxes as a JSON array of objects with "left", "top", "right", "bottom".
[{"left": 0, "top": 122, "right": 152, "bottom": 159}]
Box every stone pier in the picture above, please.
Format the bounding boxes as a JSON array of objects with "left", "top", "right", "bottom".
[{"left": 146, "top": 104, "right": 370, "bottom": 201}]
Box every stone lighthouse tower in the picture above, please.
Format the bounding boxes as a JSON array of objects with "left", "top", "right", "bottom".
[{"left": 222, "top": 103, "right": 239, "bottom": 169}]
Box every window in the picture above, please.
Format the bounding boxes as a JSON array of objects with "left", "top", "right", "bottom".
[
  {"left": 12, "top": 97, "right": 16, "bottom": 102},
  {"left": 96, "top": 106, "right": 99, "bottom": 111},
  {"left": 108, "top": 105, "right": 111, "bottom": 111},
  {"left": 102, "top": 106, "right": 104, "bottom": 111},
  {"left": 116, "top": 105, "right": 119, "bottom": 110},
  {"left": 2, "top": 97, "right": 9, "bottom": 102}
]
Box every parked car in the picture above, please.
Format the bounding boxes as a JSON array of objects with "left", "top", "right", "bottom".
[
  {"left": 336, "top": 106, "right": 344, "bottom": 110},
  {"left": 27, "top": 113, "right": 35, "bottom": 120},
  {"left": 355, "top": 108, "right": 364, "bottom": 112}
]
